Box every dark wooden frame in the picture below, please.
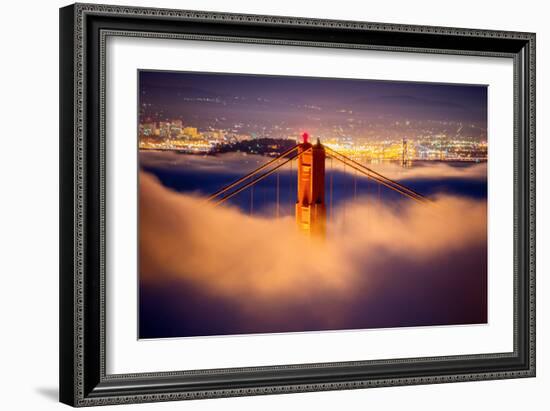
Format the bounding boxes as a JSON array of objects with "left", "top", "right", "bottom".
[{"left": 60, "top": 3, "right": 536, "bottom": 407}]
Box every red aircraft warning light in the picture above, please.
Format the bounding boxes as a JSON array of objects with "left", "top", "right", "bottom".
[{"left": 301, "top": 132, "right": 310, "bottom": 144}]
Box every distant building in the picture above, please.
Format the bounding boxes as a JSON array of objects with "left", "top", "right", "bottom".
[
  {"left": 170, "top": 120, "right": 183, "bottom": 139},
  {"left": 159, "top": 121, "right": 171, "bottom": 138},
  {"left": 140, "top": 122, "right": 156, "bottom": 137},
  {"left": 183, "top": 126, "right": 200, "bottom": 139}
]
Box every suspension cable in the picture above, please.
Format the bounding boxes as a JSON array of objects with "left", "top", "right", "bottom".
[
  {"left": 288, "top": 161, "right": 292, "bottom": 214},
  {"left": 250, "top": 186, "right": 254, "bottom": 215},
  {"left": 212, "top": 148, "right": 311, "bottom": 206},
  {"left": 327, "top": 153, "right": 428, "bottom": 204},
  {"left": 276, "top": 171, "right": 280, "bottom": 218},
  {"left": 207, "top": 145, "right": 298, "bottom": 201},
  {"left": 329, "top": 156, "right": 333, "bottom": 222},
  {"left": 328, "top": 147, "right": 423, "bottom": 200},
  {"left": 325, "top": 147, "right": 429, "bottom": 203},
  {"left": 354, "top": 168, "right": 357, "bottom": 201}
]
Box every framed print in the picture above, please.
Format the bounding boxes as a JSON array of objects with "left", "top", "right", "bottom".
[{"left": 59, "top": 3, "right": 536, "bottom": 407}]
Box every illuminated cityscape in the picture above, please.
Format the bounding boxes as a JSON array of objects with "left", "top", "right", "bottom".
[
  {"left": 139, "top": 118, "right": 487, "bottom": 162},
  {"left": 138, "top": 71, "right": 487, "bottom": 162}
]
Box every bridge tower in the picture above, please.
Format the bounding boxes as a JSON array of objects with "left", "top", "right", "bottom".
[
  {"left": 402, "top": 138, "right": 408, "bottom": 167},
  {"left": 295, "top": 132, "right": 326, "bottom": 238}
]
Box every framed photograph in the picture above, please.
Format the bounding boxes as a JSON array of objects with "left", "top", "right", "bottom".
[{"left": 59, "top": 3, "right": 536, "bottom": 407}]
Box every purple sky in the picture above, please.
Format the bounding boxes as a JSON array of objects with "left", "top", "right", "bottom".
[{"left": 139, "top": 70, "right": 487, "bottom": 139}]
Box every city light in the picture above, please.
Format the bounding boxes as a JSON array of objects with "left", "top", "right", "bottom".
[{"left": 138, "top": 119, "right": 487, "bottom": 162}]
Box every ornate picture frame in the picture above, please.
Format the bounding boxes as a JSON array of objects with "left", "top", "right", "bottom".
[{"left": 59, "top": 3, "right": 535, "bottom": 406}]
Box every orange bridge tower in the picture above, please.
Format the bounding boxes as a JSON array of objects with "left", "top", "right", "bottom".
[{"left": 295, "top": 132, "right": 326, "bottom": 238}]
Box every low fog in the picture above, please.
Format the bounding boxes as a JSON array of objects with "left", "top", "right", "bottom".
[
  {"left": 140, "top": 151, "right": 487, "bottom": 182},
  {"left": 139, "top": 169, "right": 487, "bottom": 337},
  {"left": 140, "top": 171, "right": 486, "bottom": 302}
]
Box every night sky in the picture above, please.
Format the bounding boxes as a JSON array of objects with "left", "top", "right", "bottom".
[{"left": 139, "top": 70, "right": 488, "bottom": 139}]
